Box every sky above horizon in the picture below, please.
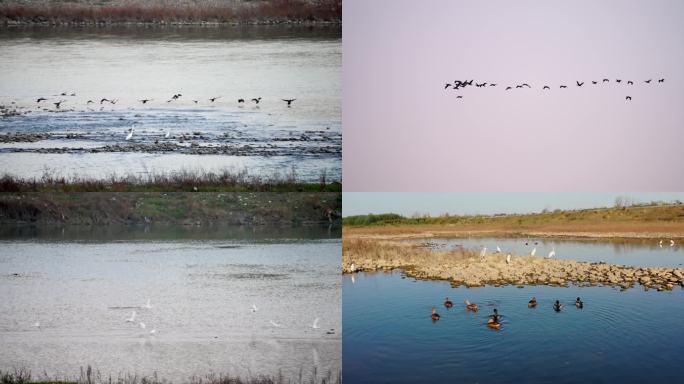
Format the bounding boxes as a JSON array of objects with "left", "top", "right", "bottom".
[
  {"left": 343, "top": 0, "right": 684, "bottom": 191},
  {"left": 343, "top": 192, "right": 684, "bottom": 217}
]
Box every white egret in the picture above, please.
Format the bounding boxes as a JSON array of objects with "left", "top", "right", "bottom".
[
  {"left": 139, "top": 322, "right": 146, "bottom": 329},
  {"left": 548, "top": 247, "right": 556, "bottom": 258},
  {"left": 126, "top": 311, "right": 136, "bottom": 322},
  {"left": 149, "top": 329, "right": 157, "bottom": 335},
  {"left": 312, "top": 318, "right": 320, "bottom": 329},
  {"left": 144, "top": 299, "right": 152, "bottom": 309},
  {"left": 496, "top": 246, "right": 502, "bottom": 254},
  {"left": 671, "top": 240, "right": 676, "bottom": 247},
  {"left": 125, "top": 128, "right": 134, "bottom": 140},
  {"left": 164, "top": 130, "right": 170, "bottom": 138},
  {"left": 350, "top": 263, "right": 356, "bottom": 273},
  {"left": 530, "top": 247, "right": 537, "bottom": 256}
]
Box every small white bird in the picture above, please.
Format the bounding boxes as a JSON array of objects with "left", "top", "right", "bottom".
[
  {"left": 496, "top": 246, "right": 502, "bottom": 254},
  {"left": 144, "top": 299, "right": 152, "bottom": 309},
  {"left": 126, "top": 311, "right": 136, "bottom": 322},
  {"left": 250, "top": 304, "right": 258, "bottom": 313},
  {"left": 671, "top": 239, "right": 676, "bottom": 247},
  {"left": 350, "top": 263, "right": 357, "bottom": 273},
  {"left": 126, "top": 128, "right": 134, "bottom": 140},
  {"left": 164, "top": 130, "right": 170, "bottom": 138},
  {"left": 530, "top": 247, "right": 537, "bottom": 256},
  {"left": 149, "top": 329, "right": 157, "bottom": 335},
  {"left": 506, "top": 253, "right": 511, "bottom": 264},
  {"left": 312, "top": 318, "right": 320, "bottom": 329},
  {"left": 33, "top": 321, "right": 41, "bottom": 328},
  {"left": 269, "top": 320, "right": 283, "bottom": 328},
  {"left": 139, "top": 322, "right": 146, "bottom": 329},
  {"left": 548, "top": 247, "right": 556, "bottom": 258}
]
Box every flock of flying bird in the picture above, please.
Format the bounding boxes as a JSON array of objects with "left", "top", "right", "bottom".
[
  {"left": 444, "top": 77, "right": 666, "bottom": 100},
  {"left": 32, "top": 92, "right": 297, "bottom": 110},
  {"left": 33, "top": 298, "right": 328, "bottom": 336}
]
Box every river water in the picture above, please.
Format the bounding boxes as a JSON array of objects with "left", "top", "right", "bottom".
[
  {"left": 0, "top": 229, "right": 341, "bottom": 382},
  {"left": 0, "top": 26, "right": 341, "bottom": 182}
]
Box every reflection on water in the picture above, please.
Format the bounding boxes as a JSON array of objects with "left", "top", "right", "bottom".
[
  {"left": 412, "top": 237, "right": 684, "bottom": 267},
  {"left": 0, "top": 25, "right": 341, "bottom": 181},
  {"left": 0, "top": 238, "right": 341, "bottom": 381},
  {"left": 344, "top": 272, "right": 684, "bottom": 384}
]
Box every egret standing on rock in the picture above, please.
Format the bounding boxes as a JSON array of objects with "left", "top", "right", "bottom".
[{"left": 530, "top": 247, "right": 536, "bottom": 256}]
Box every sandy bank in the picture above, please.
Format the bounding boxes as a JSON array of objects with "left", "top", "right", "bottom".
[{"left": 343, "top": 239, "right": 684, "bottom": 291}]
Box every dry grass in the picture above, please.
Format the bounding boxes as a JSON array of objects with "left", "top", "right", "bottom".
[{"left": 0, "top": 1, "right": 342, "bottom": 24}]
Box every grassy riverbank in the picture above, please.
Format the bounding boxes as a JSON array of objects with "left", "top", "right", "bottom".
[
  {"left": 344, "top": 203, "right": 684, "bottom": 239},
  {"left": 0, "top": 192, "right": 341, "bottom": 226},
  {"left": 0, "top": 0, "right": 342, "bottom": 25},
  {"left": 0, "top": 170, "right": 340, "bottom": 193}
]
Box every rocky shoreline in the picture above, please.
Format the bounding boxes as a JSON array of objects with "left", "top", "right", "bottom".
[{"left": 342, "top": 239, "right": 684, "bottom": 291}]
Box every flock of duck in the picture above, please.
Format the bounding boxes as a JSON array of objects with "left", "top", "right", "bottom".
[
  {"left": 444, "top": 77, "right": 666, "bottom": 100},
  {"left": 29, "top": 92, "right": 297, "bottom": 110},
  {"left": 431, "top": 296, "right": 585, "bottom": 330}
]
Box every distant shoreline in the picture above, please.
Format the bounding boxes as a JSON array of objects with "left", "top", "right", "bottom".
[{"left": 0, "top": 1, "right": 342, "bottom": 27}]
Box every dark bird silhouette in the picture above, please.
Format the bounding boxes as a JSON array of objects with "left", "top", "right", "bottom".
[
  {"left": 658, "top": 78, "right": 665, "bottom": 83},
  {"left": 36, "top": 97, "right": 47, "bottom": 103},
  {"left": 616, "top": 79, "right": 622, "bottom": 83},
  {"left": 100, "top": 98, "right": 110, "bottom": 104},
  {"left": 560, "top": 85, "right": 567, "bottom": 89},
  {"left": 644, "top": 79, "right": 652, "bottom": 84},
  {"left": 516, "top": 85, "right": 523, "bottom": 89},
  {"left": 456, "top": 96, "right": 463, "bottom": 99},
  {"left": 627, "top": 81, "right": 633, "bottom": 85},
  {"left": 626, "top": 96, "right": 632, "bottom": 100},
  {"left": 445, "top": 83, "right": 452, "bottom": 89},
  {"left": 592, "top": 81, "right": 598, "bottom": 85},
  {"left": 70, "top": 93, "right": 76, "bottom": 96},
  {"left": 53, "top": 101, "right": 63, "bottom": 109},
  {"left": 87, "top": 100, "right": 93, "bottom": 104},
  {"left": 282, "top": 99, "right": 296, "bottom": 107},
  {"left": 139, "top": 99, "right": 153, "bottom": 104},
  {"left": 193, "top": 100, "right": 198, "bottom": 104},
  {"left": 238, "top": 99, "right": 245, "bottom": 103},
  {"left": 209, "top": 96, "right": 221, "bottom": 102},
  {"left": 522, "top": 83, "right": 531, "bottom": 88},
  {"left": 542, "top": 86, "right": 550, "bottom": 90},
  {"left": 490, "top": 83, "right": 497, "bottom": 87},
  {"left": 505, "top": 86, "right": 512, "bottom": 90},
  {"left": 602, "top": 79, "right": 609, "bottom": 83},
  {"left": 60, "top": 92, "right": 68, "bottom": 96},
  {"left": 576, "top": 81, "right": 584, "bottom": 87},
  {"left": 172, "top": 93, "right": 182, "bottom": 99},
  {"left": 251, "top": 97, "right": 262, "bottom": 104},
  {"left": 109, "top": 99, "right": 118, "bottom": 104}
]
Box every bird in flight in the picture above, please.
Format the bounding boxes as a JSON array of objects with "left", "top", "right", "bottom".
[
  {"left": 591, "top": 81, "right": 597, "bottom": 85},
  {"left": 100, "top": 98, "right": 110, "bottom": 104},
  {"left": 543, "top": 86, "right": 550, "bottom": 90},
  {"left": 490, "top": 83, "right": 497, "bottom": 87},
  {"left": 616, "top": 79, "right": 622, "bottom": 83},
  {"left": 139, "top": 99, "right": 153, "bottom": 104},
  {"left": 456, "top": 96, "right": 463, "bottom": 99},
  {"left": 516, "top": 85, "right": 523, "bottom": 89},
  {"left": 282, "top": 99, "right": 296, "bottom": 107},
  {"left": 209, "top": 96, "right": 221, "bottom": 102},
  {"left": 505, "top": 86, "right": 512, "bottom": 90},
  {"left": 627, "top": 81, "right": 633, "bottom": 85},
  {"left": 576, "top": 81, "right": 584, "bottom": 87},
  {"left": 86, "top": 100, "right": 93, "bottom": 104},
  {"left": 251, "top": 97, "right": 262, "bottom": 104},
  {"left": 444, "top": 83, "right": 452, "bottom": 89},
  {"left": 602, "top": 79, "right": 609, "bottom": 83},
  {"left": 53, "top": 101, "right": 63, "bottom": 109},
  {"left": 644, "top": 79, "right": 652, "bottom": 84},
  {"left": 238, "top": 99, "right": 245, "bottom": 103},
  {"left": 522, "top": 83, "right": 531, "bottom": 88},
  {"left": 559, "top": 85, "right": 567, "bottom": 89},
  {"left": 36, "top": 97, "right": 47, "bottom": 103},
  {"left": 658, "top": 78, "right": 665, "bottom": 83},
  {"left": 625, "top": 96, "right": 632, "bottom": 100}
]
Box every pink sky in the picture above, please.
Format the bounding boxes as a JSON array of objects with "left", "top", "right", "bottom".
[{"left": 343, "top": 0, "right": 684, "bottom": 191}]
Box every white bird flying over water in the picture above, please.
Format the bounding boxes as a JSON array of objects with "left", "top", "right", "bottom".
[
  {"left": 149, "top": 329, "right": 157, "bottom": 335},
  {"left": 530, "top": 247, "right": 537, "bottom": 256},
  {"left": 312, "top": 318, "right": 320, "bottom": 329},
  {"left": 144, "top": 299, "right": 152, "bottom": 309},
  {"left": 270, "top": 320, "right": 283, "bottom": 328},
  {"left": 126, "top": 311, "right": 136, "bottom": 322},
  {"left": 506, "top": 253, "right": 511, "bottom": 264},
  {"left": 250, "top": 304, "right": 258, "bottom": 313},
  {"left": 139, "top": 322, "right": 146, "bottom": 329},
  {"left": 548, "top": 247, "right": 556, "bottom": 258}
]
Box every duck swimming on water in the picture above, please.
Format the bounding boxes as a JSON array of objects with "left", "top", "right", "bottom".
[
  {"left": 431, "top": 307, "right": 440, "bottom": 321},
  {"left": 465, "top": 299, "right": 478, "bottom": 311},
  {"left": 528, "top": 297, "right": 537, "bottom": 308},
  {"left": 444, "top": 297, "right": 453, "bottom": 308},
  {"left": 553, "top": 300, "right": 563, "bottom": 312},
  {"left": 575, "top": 297, "right": 584, "bottom": 309}
]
